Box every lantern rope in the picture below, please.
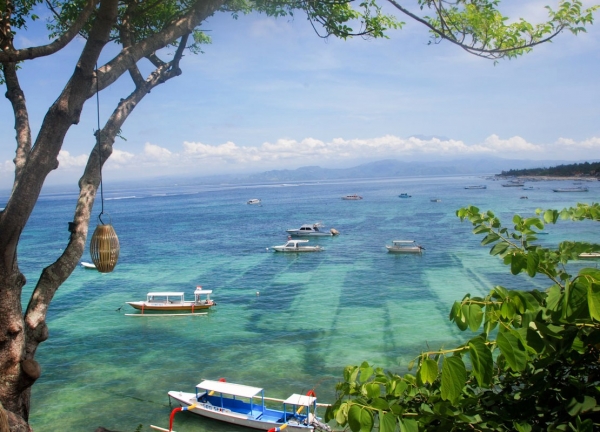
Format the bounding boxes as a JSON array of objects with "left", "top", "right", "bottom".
[{"left": 95, "top": 63, "right": 105, "bottom": 224}]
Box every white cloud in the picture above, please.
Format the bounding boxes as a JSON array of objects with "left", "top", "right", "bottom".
[
  {"left": 57, "top": 150, "right": 88, "bottom": 169},
  {"left": 3, "top": 134, "right": 598, "bottom": 188}
]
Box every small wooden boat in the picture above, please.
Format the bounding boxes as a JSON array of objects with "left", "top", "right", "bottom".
[
  {"left": 386, "top": 240, "right": 424, "bottom": 254},
  {"left": 80, "top": 261, "right": 97, "bottom": 269},
  {"left": 553, "top": 187, "right": 588, "bottom": 192},
  {"left": 270, "top": 239, "right": 323, "bottom": 252},
  {"left": 163, "top": 379, "right": 331, "bottom": 432},
  {"left": 126, "top": 287, "right": 215, "bottom": 313}
]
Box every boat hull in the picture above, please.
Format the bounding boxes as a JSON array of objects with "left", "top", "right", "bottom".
[
  {"left": 126, "top": 301, "right": 213, "bottom": 311},
  {"left": 386, "top": 246, "right": 422, "bottom": 253},
  {"left": 273, "top": 247, "right": 322, "bottom": 252},
  {"left": 168, "top": 391, "right": 314, "bottom": 431}
]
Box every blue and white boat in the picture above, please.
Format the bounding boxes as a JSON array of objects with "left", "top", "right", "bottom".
[
  {"left": 286, "top": 223, "right": 339, "bottom": 237},
  {"left": 164, "top": 379, "right": 331, "bottom": 432}
]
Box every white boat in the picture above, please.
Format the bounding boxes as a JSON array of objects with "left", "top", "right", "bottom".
[
  {"left": 286, "top": 223, "right": 339, "bottom": 237},
  {"left": 126, "top": 287, "right": 215, "bottom": 313},
  {"left": 271, "top": 239, "right": 323, "bottom": 252},
  {"left": 386, "top": 240, "right": 424, "bottom": 254},
  {"left": 163, "top": 379, "right": 331, "bottom": 432},
  {"left": 464, "top": 185, "right": 487, "bottom": 189},
  {"left": 342, "top": 194, "right": 362, "bottom": 200},
  {"left": 80, "top": 261, "right": 96, "bottom": 269},
  {"left": 247, "top": 199, "right": 262, "bottom": 205},
  {"left": 553, "top": 187, "right": 588, "bottom": 192},
  {"left": 579, "top": 252, "right": 600, "bottom": 259}
]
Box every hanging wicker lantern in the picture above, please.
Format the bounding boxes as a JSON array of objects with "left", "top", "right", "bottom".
[{"left": 90, "top": 224, "right": 120, "bottom": 273}]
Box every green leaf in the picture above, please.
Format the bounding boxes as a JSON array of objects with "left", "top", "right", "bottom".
[
  {"left": 497, "top": 331, "right": 527, "bottom": 371},
  {"left": 399, "top": 417, "right": 419, "bottom": 432},
  {"left": 490, "top": 242, "right": 510, "bottom": 256},
  {"left": 468, "top": 336, "right": 494, "bottom": 387},
  {"left": 365, "top": 383, "right": 380, "bottom": 399},
  {"left": 463, "top": 304, "right": 483, "bottom": 331},
  {"left": 348, "top": 404, "right": 374, "bottom": 432},
  {"left": 526, "top": 252, "right": 539, "bottom": 277},
  {"left": 514, "top": 421, "right": 532, "bottom": 432},
  {"left": 567, "top": 395, "right": 597, "bottom": 416},
  {"left": 441, "top": 356, "right": 466, "bottom": 403},
  {"left": 369, "top": 397, "right": 389, "bottom": 411},
  {"left": 510, "top": 252, "right": 527, "bottom": 275},
  {"left": 418, "top": 358, "right": 438, "bottom": 385},
  {"left": 359, "top": 362, "right": 374, "bottom": 382},
  {"left": 379, "top": 411, "right": 397, "bottom": 432}
]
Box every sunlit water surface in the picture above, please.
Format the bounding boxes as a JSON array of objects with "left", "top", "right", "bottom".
[{"left": 9, "top": 175, "right": 598, "bottom": 431}]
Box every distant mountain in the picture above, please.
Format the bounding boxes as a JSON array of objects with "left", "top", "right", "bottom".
[{"left": 237, "top": 158, "right": 580, "bottom": 183}]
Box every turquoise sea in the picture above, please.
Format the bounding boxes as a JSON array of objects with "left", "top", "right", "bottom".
[{"left": 9, "top": 175, "right": 599, "bottom": 431}]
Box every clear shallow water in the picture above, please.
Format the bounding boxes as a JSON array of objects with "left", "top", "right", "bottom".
[{"left": 10, "top": 175, "right": 598, "bottom": 431}]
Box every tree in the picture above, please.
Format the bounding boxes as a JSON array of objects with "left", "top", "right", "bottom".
[
  {"left": 326, "top": 203, "right": 600, "bottom": 431},
  {"left": 0, "top": 0, "right": 597, "bottom": 430}
]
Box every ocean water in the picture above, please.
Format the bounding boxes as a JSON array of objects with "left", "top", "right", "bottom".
[{"left": 9, "top": 175, "right": 598, "bottom": 431}]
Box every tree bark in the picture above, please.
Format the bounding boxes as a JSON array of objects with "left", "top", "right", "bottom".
[{"left": 0, "top": 1, "right": 225, "bottom": 428}]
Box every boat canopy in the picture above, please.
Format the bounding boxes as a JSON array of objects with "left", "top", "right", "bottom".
[
  {"left": 284, "top": 393, "right": 316, "bottom": 406},
  {"left": 147, "top": 292, "right": 184, "bottom": 297},
  {"left": 392, "top": 240, "right": 415, "bottom": 244},
  {"left": 194, "top": 288, "right": 213, "bottom": 294},
  {"left": 196, "top": 380, "right": 263, "bottom": 398}
]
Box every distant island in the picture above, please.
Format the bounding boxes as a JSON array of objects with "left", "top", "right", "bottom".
[{"left": 499, "top": 161, "right": 600, "bottom": 179}]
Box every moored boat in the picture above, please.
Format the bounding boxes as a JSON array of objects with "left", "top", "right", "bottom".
[
  {"left": 399, "top": 193, "right": 411, "bottom": 198},
  {"left": 552, "top": 187, "right": 588, "bottom": 192},
  {"left": 342, "top": 194, "right": 362, "bottom": 200},
  {"left": 386, "top": 240, "right": 424, "bottom": 254},
  {"left": 286, "top": 223, "right": 338, "bottom": 237},
  {"left": 270, "top": 239, "right": 323, "bottom": 252},
  {"left": 247, "top": 198, "right": 262, "bottom": 205},
  {"left": 162, "top": 379, "right": 331, "bottom": 432},
  {"left": 464, "top": 185, "right": 487, "bottom": 189},
  {"left": 126, "top": 287, "right": 215, "bottom": 314},
  {"left": 579, "top": 252, "right": 600, "bottom": 259}
]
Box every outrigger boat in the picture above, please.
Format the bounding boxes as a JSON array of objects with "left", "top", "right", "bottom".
[
  {"left": 158, "top": 379, "right": 331, "bottom": 432},
  {"left": 126, "top": 287, "right": 215, "bottom": 315}
]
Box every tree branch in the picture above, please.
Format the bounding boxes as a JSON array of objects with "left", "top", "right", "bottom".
[
  {"left": 1, "top": 62, "right": 31, "bottom": 189},
  {"left": 0, "top": 0, "right": 99, "bottom": 63}
]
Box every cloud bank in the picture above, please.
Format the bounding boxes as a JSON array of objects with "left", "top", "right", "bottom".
[{"left": 1, "top": 134, "right": 598, "bottom": 186}]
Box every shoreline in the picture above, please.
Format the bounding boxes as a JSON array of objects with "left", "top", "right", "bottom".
[{"left": 494, "top": 175, "right": 598, "bottom": 182}]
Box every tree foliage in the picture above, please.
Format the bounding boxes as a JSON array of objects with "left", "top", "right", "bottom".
[{"left": 326, "top": 203, "right": 600, "bottom": 431}]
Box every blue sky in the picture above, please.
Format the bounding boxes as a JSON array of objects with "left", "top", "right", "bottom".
[{"left": 1, "top": 1, "right": 599, "bottom": 187}]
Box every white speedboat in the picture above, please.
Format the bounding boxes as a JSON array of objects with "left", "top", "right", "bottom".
[
  {"left": 247, "top": 199, "right": 261, "bottom": 205},
  {"left": 286, "top": 223, "right": 338, "bottom": 237},
  {"left": 271, "top": 239, "right": 323, "bottom": 252},
  {"left": 162, "top": 379, "right": 331, "bottom": 432},
  {"left": 386, "top": 240, "right": 424, "bottom": 254},
  {"left": 579, "top": 252, "right": 600, "bottom": 259},
  {"left": 126, "top": 286, "right": 215, "bottom": 314},
  {"left": 80, "top": 261, "right": 96, "bottom": 269}
]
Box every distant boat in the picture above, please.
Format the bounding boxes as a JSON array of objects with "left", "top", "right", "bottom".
[
  {"left": 342, "top": 194, "right": 362, "bottom": 200},
  {"left": 270, "top": 239, "right": 323, "bottom": 253},
  {"left": 399, "top": 193, "right": 411, "bottom": 198},
  {"left": 579, "top": 252, "right": 600, "bottom": 259},
  {"left": 247, "top": 199, "right": 261, "bottom": 205},
  {"left": 552, "top": 187, "right": 588, "bottom": 192},
  {"left": 286, "top": 223, "right": 339, "bottom": 237},
  {"left": 522, "top": 186, "right": 535, "bottom": 190},
  {"left": 386, "top": 240, "right": 424, "bottom": 254},
  {"left": 430, "top": 198, "right": 441, "bottom": 202},
  {"left": 520, "top": 196, "right": 528, "bottom": 199},
  {"left": 464, "top": 185, "right": 486, "bottom": 189},
  {"left": 502, "top": 182, "right": 525, "bottom": 187},
  {"left": 80, "top": 261, "right": 96, "bottom": 269}
]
